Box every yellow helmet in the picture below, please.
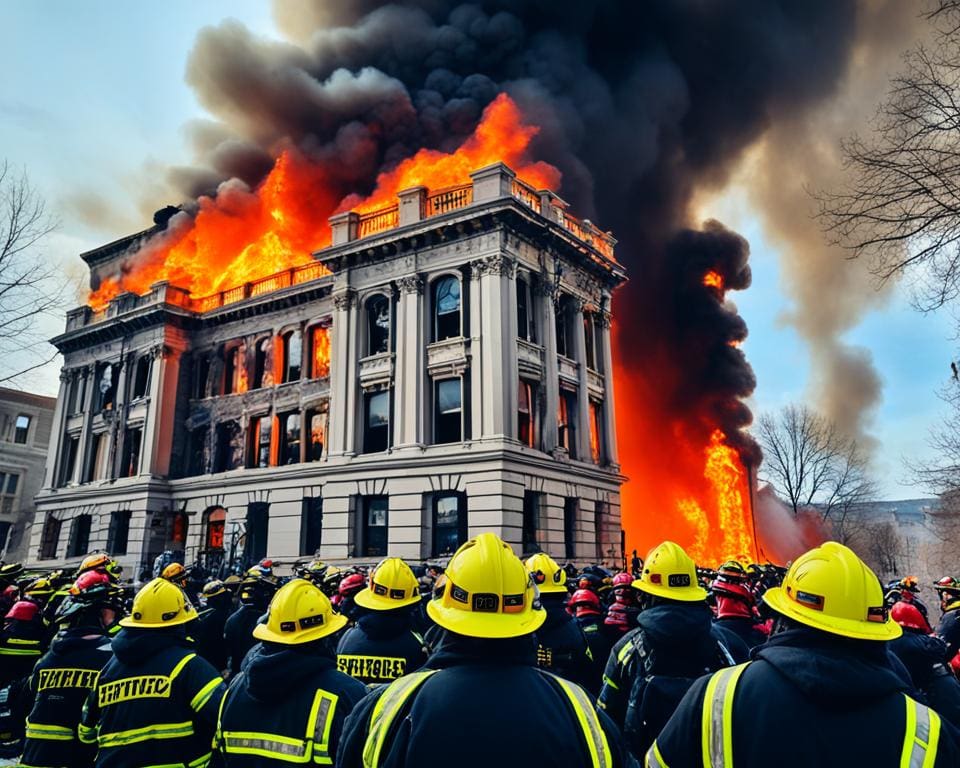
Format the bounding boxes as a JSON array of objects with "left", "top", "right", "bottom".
[
  {"left": 427, "top": 532, "right": 546, "bottom": 639},
  {"left": 762, "top": 541, "right": 901, "bottom": 642},
  {"left": 525, "top": 552, "right": 567, "bottom": 594},
  {"left": 354, "top": 558, "right": 422, "bottom": 610},
  {"left": 25, "top": 577, "right": 54, "bottom": 599},
  {"left": 161, "top": 563, "right": 187, "bottom": 582},
  {"left": 253, "top": 578, "right": 347, "bottom": 645},
  {"left": 120, "top": 578, "right": 197, "bottom": 629},
  {"left": 632, "top": 541, "right": 707, "bottom": 602}
]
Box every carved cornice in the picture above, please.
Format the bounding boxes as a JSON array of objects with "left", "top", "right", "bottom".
[
  {"left": 471, "top": 253, "right": 517, "bottom": 278},
  {"left": 333, "top": 290, "right": 357, "bottom": 311},
  {"left": 396, "top": 275, "right": 423, "bottom": 295}
]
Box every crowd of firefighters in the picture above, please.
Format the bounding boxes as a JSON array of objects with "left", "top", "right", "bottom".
[{"left": 1, "top": 533, "right": 960, "bottom": 766}]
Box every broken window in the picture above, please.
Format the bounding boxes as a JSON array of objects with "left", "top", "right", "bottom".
[
  {"left": 522, "top": 491, "right": 542, "bottom": 555},
  {"left": 555, "top": 296, "right": 574, "bottom": 358},
  {"left": 306, "top": 409, "right": 325, "bottom": 462},
  {"left": 584, "top": 312, "right": 597, "bottom": 370},
  {"left": 67, "top": 372, "right": 84, "bottom": 414},
  {"left": 518, "top": 380, "right": 535, "bottom": 448},
  {"left": 89, "top": 432, "right": 110, "bottom": 482},
  {"left": 363, "top": 390, "right": 390, "bottom": 453},
  {"left": 188, "top": 425, "right": 209, "bottom": 476},
  {"left": 107, "top": 510, "right": 132, "bottom": 556},
  {"left": 558, "top": 390, "right": 577, "bottom": 459},
  {"left": 434, "top": 378, "right": 462, "bottom": 444},
  {"left": 517, "top": 276, "right": 537, "bottom": 343},
  {"left": 97, "top": 363, "right": 118, "bottom": 410},
  {"left": 432, "top": 276, "right": 461, "bottom": 341},
  {"left": 215, "top": 420, "right": 243, "bottom": 472},
  {"left": 224, "top": 344, "right": 247, "bottom": 395},
  {"left": 279, "top": 412, "right": 301, "bottom": 465},
  {"left": 282, "top": 329, "right": 302, "bottom": 383},
  {"left": 120, "top": 427, "right": 143, "bottom": 478},
  {"left": 253, "top": 337, "right": 272, "bottom": 389},
  {"left": 204, "top": 506, "right": 226, "bottom": 551},
  {"left": 194, "top": 355, "right": 211, "bottom": 399},
  {"left": 366, "top": 294, "right": 390, "bottom": 355},
  {"left": 310, "top": 326, "right": 330, "bottom": 378},
  {"left": 590, "top": 400, "right": 603, "bottom": 464},
  {"left": 248, "top": 416, "right": 271, "bottom": 469},
  {"left": 66, "top": 514, "right": 92, "bottom": 558},
  {"left": 59, "top": 436, "right": 79, "bottom": 486},
  {"left": 132, "top": 356, "right": 150, "bottom": 399},
  {"left": 39, "top": 515, "right": 62, "bottom": 560}
]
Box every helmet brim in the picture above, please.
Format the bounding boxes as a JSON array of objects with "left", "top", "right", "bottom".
[
  {"left": 534, "top": 582, "right": 568, "bottom": 595},
  {"left": 253, "top": 611, "right": 348, "bottom": 644},
  {"left": 632, "top": 579, "right": 707, "bottom": 602},
  {"left": 763, "top": 587, "right": 902, "bottom": 642},
  {"left": 353, "top": 587, "right": 421, "bottom": 611},
  {"left": 426, "top": 599, "right": 546, "bottom": 639},
  {"left": 119, "top": 612, "right": 197, "bottom": 629}
]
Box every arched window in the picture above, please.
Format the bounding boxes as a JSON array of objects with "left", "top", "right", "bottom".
[
  {"left": 253, "top": 337, "right": 272, "bottom": 389},
  {"left": 433, "top": 276, "right": 461, "bottom": 341},
  {"left": 281, "top": 330, "right": 302, "bottom": 383},
  {"left": 366, "top": 295, "right": 390, "bottom": 355},
  {"left": 203, "top": 507, "right": 226, "bottom": 551}
]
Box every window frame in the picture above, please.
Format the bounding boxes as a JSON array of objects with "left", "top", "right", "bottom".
[
  {"left": 361, "top": 495, "right": 389, "bottom": 558},
  {"left": 365, "top": 294, "right": 392, "bottom": 356},
  {"left": 563, "top": 498, "right": 579, "bottom": 561},
  {"left": 309, "top": 324, "right": 331, "bottom": 379},
  {"left": 433, "top": 377, "right": 463, "bottom": 445},
  {"left": 518, "top": 379, "right": 535, "bottom": 447},
  {"left": 39, "top": 515, "right": 62, "bottom": 560},
  {"left": 432, "top": 491, "right": 467, "bottom": 558},
  {"left": 363, "top": 390, "right": 390, "bottom": 453},
  {"left": 245, "top": 502, "right": 270, "bottom": 565},
  {"left": 300, "top": 497, "right": 323, "bottom": 556},
  {"left": 13, "top": 414, "right": 30, "bottom": 444},
  {"left": 66, "top": 514, "right": 92, "bottom": 558},
  {"left": 278, "top": 411, "right": 302, "bottom": 465},
  {"left": 203, "top": 506, "right": 227, "bottom": 552},
  {"left": 132, "top": 356, "right": 151, "bottom": 399},
  {"left": 432, "top": 275, "right": 462, "bottom": 342},
  {"left": 107, "top": 510, "right": 132, "bottom": 556},
  {"left": 281, "top": 329, "right": 303, "bottom": 384},
  {"left": 522, "top": 491, "right": 541, "bottom": 555}
]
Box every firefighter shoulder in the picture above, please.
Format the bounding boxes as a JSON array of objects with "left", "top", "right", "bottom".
[
  {"left": 336, "top": 557, "right": 428, "bottom": 685},
  {"left": 214, "top": 578, "right": 368, "bottom": 766},
  {"left": 224, "top": 567, "right": 277, "bottom": 676},
  {"left": 19, "top": 571, "right": 119, "bottom": 768},
  {"left": 78, "top": 578, "right": 227, "bottom": 768},
  {"left": 336, "top": 532, "right": 633, "bottom": 768},
  {"left": 525, "top": 552, "right": 598, "bottom": 694},
  {"left": 193, "top": 580, "right": 233, "bottom": 673},
  {"left": 934, "top": 576, "right": 960, "bottom": 662},
  {"left": 1, "top": 577, "right": 56, "bottom": 687},
  {"left": 647, "top": 541, "right": 960, "bottom": 768},
  {"left": 569, "top": 588, "right": 613, "bottom": 690},
  {"left": 597, "top": 541, "right": 736, "bottom": 757}
]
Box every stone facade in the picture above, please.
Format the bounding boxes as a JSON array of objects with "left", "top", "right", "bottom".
[
  {"left": 30, "top": 163, "right": 627, "bottom": 575},
  {"left": 0, "top": 387, "right": 56, "bottom": 562}
]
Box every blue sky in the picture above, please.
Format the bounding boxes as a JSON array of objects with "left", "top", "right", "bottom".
[{"left": 1, "top": 3, "right": 954, "bottom": 499}]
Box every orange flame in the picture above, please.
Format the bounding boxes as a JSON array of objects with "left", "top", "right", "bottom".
[
  {"left": 87, "top": 94, "right": 558, "bottom": 310},
  {"left": 703, "top": 270, "right": 724, "bottom": 289},
  {"left": 311, "top": 326, "right": 330, "bottom": 379}
]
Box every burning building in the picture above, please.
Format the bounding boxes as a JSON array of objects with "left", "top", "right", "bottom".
[{"left": 30, "top": 161, "right": 626, "bottom": 573}]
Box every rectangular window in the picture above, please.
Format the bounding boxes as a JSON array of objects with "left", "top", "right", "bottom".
[
  {"left": 67, "top": 373, "right": 82, "bottom": 415},
  {"left": 564, "top": 498, "right": 578, "bottom": 561},
  {"left": 300, "top": 497, "right": 323, "bottom": 556},
  {"left": 556, "top": 302, "right": 569, "bottom": 358},
  {"left": 518, "top": 380, "right": 534, "bottom": 447},
  {"left": 516, "top": 277, "right": 537, "bottom": 343},
  {"left": 188, "top": 426, "right": 209, "bottom": 476},
  {"left": 0, "top": 472, "right": 20, "bottom": 515},
  {"left": 306, "top": 410, "right": 325, "bottom": 462},
  {"left": 107, "top": 510, "right": 132, "bottom": 556},
  {"left": 310, "top": 326, "right": 331, "bottom": 379},
  {"left": 245, "top": 502, "right": 269, "bottom": 564},
  {"left": 522, "top": 491, "right": 541, "bottom": 555},
  {"left": 279, "top": 412, "right": 301, "bottom": 465},
  {"left": 434, "top": 378, "right": 462, "bottom": 444},
  {"left": 89, "top": 433, "right": 110, "bottom": 482},
  {"left": 253, "top": 338, "right": 272, "bottom": 389},
  {"left": 60, "top": 436, "right": 79, "bottom": 486},
  {"left": 584, "top": 313, "right": 597, "bottom": 370},
  {"left": 433, "top": 492, "right": 467, "bottom": 557},
  {"left": 558, "top": 391, "right": 577, "bottom": 459},
  {"left": 97, "top": 363, "right": 118, "bottom": 410},
  {"left": 282, "top": 330, "right": 302, "bottom": 383},
  {"left": 248, "top": 416, "right": 272, "bottom": 468},
  {"left": 0, "top": 522, "right": 10, "bottom": 554},
  {"left": 194, "top": 355, "right": 211, "bottom": 399},
  {"left": 39, "top": 515, "right": 62, "bottom": 560},
  {"left": 224, "top": 345, "right": 246, "bottom": 395},
  {"left": 362, "top": 496, "right": 388, "bottom": 557},
  {"left": 132, "top": 356, "right": 151, "bottom": 399},
  {"left": 589, "top": 401, "right": 603, "bottom": 464},
  {"left": 215, "top": 421, "right": 244, "bottom": 472},
  {"left": 67, "top": 514, "right": 92, "bottom": 558},
  {"left": 364, "top": 390, "right": 390, "bottom": 453},
  {"left": 14, "top": 414, "right": 30, "bottom": 444},
  {"left": 120, "top": 427, "right": 143, "bottom": 478}
]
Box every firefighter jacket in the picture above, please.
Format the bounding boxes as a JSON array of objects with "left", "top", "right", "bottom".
[
  {"left": 890, "top": 628, "right": 960, "bottom": 729},
  {"left": 194, "top": 599, "right": 232, "bottom": 672},
  {"left": 20, "top": 627, "right": 113, "bottom": 768},
  {"left": 937, "top": 603, "right": 960, "bottom": 661},
  {"left": 78, "top": 626, "right": 226, "bottom": 768},
  {"left": 713, "top": 615, "right": 768, "bottom": 650},
  {"left": 576, "top": 613, "right": 613, "bottom": 694},
  {"left": 647, "top": 626, "right": 960, "bottom": 768},
  {"left": 336, "top": 630, "right": 635, "bottom": 768},
  {"left": 335, "top": 608, "right": 428, "bottom": 686},
  {"left": 1, "top": 599, "right": 51, "bottom": 687},
  {"left": 598, "top": 601, "right": 735, "bottom": 730},
  {"left": 225, "top": 604, "right": 265, "bottom": 676},
  {"left": 215, "top": 640, "right": 368, "bottom": 766},
  {"left": 534, "top": 595, "right": 598, "bottom": 694}
]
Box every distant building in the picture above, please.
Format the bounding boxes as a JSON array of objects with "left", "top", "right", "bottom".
[
  {"left": 31, "top": 163, "right": 627, "bottom": 575},
  {"left": 0, "top": 388, "right": 56, "bottom": 562}
]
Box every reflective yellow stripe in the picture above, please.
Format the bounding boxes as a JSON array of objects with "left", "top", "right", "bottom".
[
  {"left": 900, "top": 695, "right": 941, "bottom": 768},
  {"left": 548, "top": 674, "right": 612, "bottom": 768},
  {"left": 701, "top": 662, "right": 749, "bottom": 768},
  {"left": 0, "top": 647, "right": 41, "bottom": 656},
  {"left": 190, "top": 677, "right": 222, "bottom": 711},
  {"left": 362, "top": 670, "right": 438, "bottom": 768},
  {"left": 645, "top": 740, "right": 670, "bottom": 768},
  {"left": 170, "top": 653, "right": 196, "bottom": 681},
  {"left": 98, "top": 720, "right": 194, "bottom": 747},
  {"left": 223, "top": 731, "right": 309, "bottom": 762},
  {"left": 8, "top": 637, "right": 41, "bottom": 645},
  {"left": 25, "top": 720, "right": 75, "bottom": 741},
  {"left": 308, "top": 689, "right": 338, "bottom": 765},
  {"left": 601, "top": 675, "right": 619, "bottom": 691},
  {"left": 616, "top": 639, "right": 634, "bottom": 665},
  {"left": 77, "top": 722, "right": 98, "bottom": 744}
]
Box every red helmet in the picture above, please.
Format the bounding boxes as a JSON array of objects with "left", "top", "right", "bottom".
[
  {"left": 5, "top": 599, "right": 40, "bottom": 622},
  {"left": 612, "top": 572, "right": 633, "bottom": 588},
  {"left": 72, "top": 571, "right": 111, "bottom": 595},
  {"left": 338, "top": 572, "right": 365, "bottom": 597},
  {"left": 604, "top": 602, "right": 630, "bottom": 632},
  {"left": 568, "top": 588, "right": 602, "bottom": 617},
  {"left": 891, "top": 601, "right": 932, "bottom": 633}
]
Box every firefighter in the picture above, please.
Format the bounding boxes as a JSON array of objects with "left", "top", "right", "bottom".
[
  {"left": 525, "top": 552, "right": 596, "bottom": 693},
  {"left": 647, "top": 541, "right": 960, "bottom": 768},
  {"left": 224, "top": 566, "right": 277, "bottom": 676},
  {"left": 0, "top": 563, "right": 24, "bottom": 616},
  {"left": 598, "top": 541, "right": 736, "bottom": 757},
  {"left": 78, "top": 578, "right": 227, "bottom": 768},
  {"left": 214, "top": 579, "right": 368, "bottom": 765},
  {"left": 1, "top": 577, "right": 55, "bottom": 687},
  {"left": 934, "top": 576, "right": 960, "bottom": 662},
  {"left": 76, "top": 553, "right": 123, "bottom": 584},
  {"left": 19, "top": 571, "right": 121, "bottom": 768},
  {"left": 161, "top": 562, "right": 189, "bottom": 588},
  {"left": 711, "top": 560, "right": 768, "bottom": 649},
  {"left": 336, "top": 532, "right": 634, "bottom": 768},
  {"left": 569, "top": 588, "right": 612, "bottom": 690},
  {"left": 336, "top": 558, "right": 428, "bottom": 686},
  {"left": 334, "top": 571, "right": 366, "bottom": 621},
  {"left": 194, "top": 580, "right": 233, "bottom": 673},
  {"left": 294, "top": 558, "right": 328, "bottom": 586}
]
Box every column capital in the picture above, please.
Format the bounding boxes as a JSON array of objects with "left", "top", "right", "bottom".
[
  {"left": 396, "top": 274, "right": 423, "bottom": 295},
  {"left": 471, "top": 253, "right": 517, "bottom": 278},
  {"left": 598, "top": 311, "right": 613, "bottom": 329},
  {"left": 333, "top": 290, "right": 357, "bottom": 311}
]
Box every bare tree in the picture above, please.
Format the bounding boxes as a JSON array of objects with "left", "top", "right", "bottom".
[
  {"left": 756, "top": 405, "right": 876, "bottom": 527},
  {"left": 0, "top": 160, "right": 61, "bottom": 384}
]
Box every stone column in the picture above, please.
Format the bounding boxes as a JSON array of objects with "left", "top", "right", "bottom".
[
  {"left": 328, "top": 290, "right": 357, "bottom": 456},
  {"left": 475, "top": 253, "right": 515, "bottom": 438},
  {"left": 143, "top": 343, "right": 182, "bottom": 477},
  {"left": 43, "top": 370, "right": 70, "bottom": 488},
  {"left": 572, "top": 301, "right": 592, "bottom": 462},
  {"left": 538, "top": 279, "right": 560, "bottom": 452},
  {"left": 468, "top": 264, "right": 483, "bottom": 441},
  {"left": 108, "top": 355, "right": 130, "bottom": 479},
  {"left": 393, "top": 275, "right": 423, "bottom": 448},
  {"left": 598, "top": 301, "right": 619, "bottom": 467},
  {"left": 74, "top": 364, "right": 97, "bottom": 484}
]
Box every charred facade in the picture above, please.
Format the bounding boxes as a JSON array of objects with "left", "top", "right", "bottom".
[{"left": 31, "top": 163, "right": 626, "bottom": 573}]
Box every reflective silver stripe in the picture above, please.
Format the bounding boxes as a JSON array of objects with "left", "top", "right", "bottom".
[
  {"left": 905, "top": 698, "right": 935, "bottom": 768},
  {"left": 703, "top": 663, "right": 749, "bottom": 768},
  {"left": 547, "top": 673, "right": 612, "bottom": 768},
  {"left": 223, "top": 734, "right": 306, "bottom": 757}
]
